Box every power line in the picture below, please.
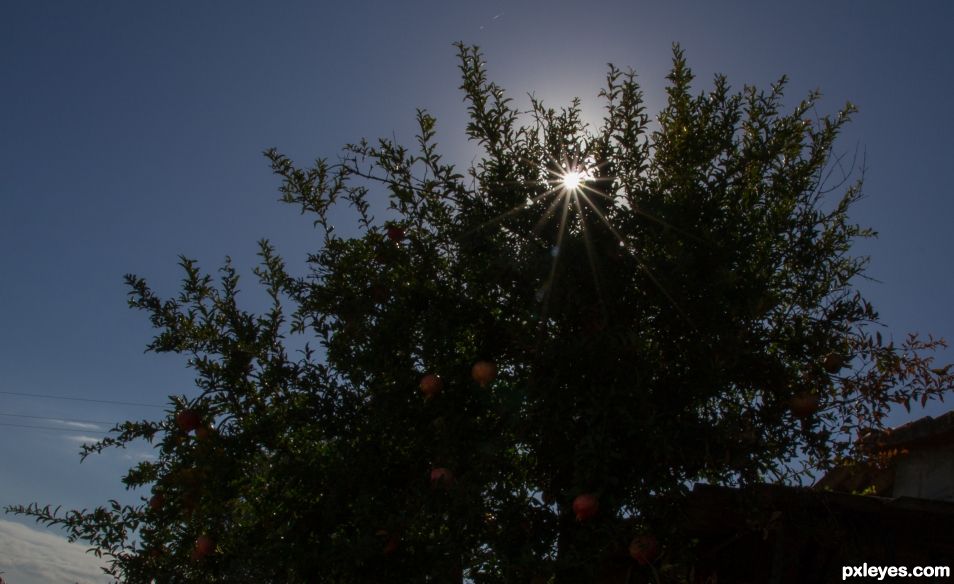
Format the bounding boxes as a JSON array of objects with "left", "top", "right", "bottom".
[{"left": 0, "top": 390, "right": 164, "bottom": 408}]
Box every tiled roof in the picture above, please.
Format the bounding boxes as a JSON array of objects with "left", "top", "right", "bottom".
[{"left": 862, "top": 409, "right": 954, "bottom": 450}]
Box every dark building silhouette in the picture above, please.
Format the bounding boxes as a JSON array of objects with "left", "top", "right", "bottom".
[{"left": 683, "top": 410, "right": 954, "bottom": 583}]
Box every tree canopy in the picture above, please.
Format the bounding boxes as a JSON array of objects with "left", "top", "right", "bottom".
[{"left": 9, "top": 43, "right": 953, "bottom": 584}]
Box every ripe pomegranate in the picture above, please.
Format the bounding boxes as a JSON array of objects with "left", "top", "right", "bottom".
[
  {"left": 572, "top": 493, "right": 599, "bottom": 522},
  {"left": 176, "top": 409, "right": 201, "bottom": 433},
  {"left": 628, "top": 534, "right": 659, "bottom": 565},
  {"left": 430, "top": 467, "right": 454, "bottom": 488},
  {"left": 382, "top": 534, "right": 400, "bottom": 555},
  {"left": 195, "top": 423, "right": 215, "bottom": 441},
  {"left": 193, "top": 534, "right": 215, "bottom": 559},
  {"left": 823, "top": 353, "right": 845, "bottom": 373},
  {"left": 148, "top": 493, "right": 164, "bottom": 512},
  {"left": 789, "top": 392, "right": 820, "bottom": 418},
  {"left": 471, "top": 360, "right": 497, "bottom": 387},
  {"left": 419, "top": 373, "right": 443, "bottom": 399},
  {"left": 386, "top": 225, "right": 405, "bottom": 243}
]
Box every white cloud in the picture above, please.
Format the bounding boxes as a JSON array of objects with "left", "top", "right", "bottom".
[
  {"left": 0, "top": 518, "right": 112, "bottom": 584},
  {"left": 57, "top": 421, "right": 104, "bottom": 431},
  {"left": 64, "top": 435, "right": 103, "bottom": 445}
]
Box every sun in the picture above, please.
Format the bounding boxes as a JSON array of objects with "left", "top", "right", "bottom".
[
  {"left": 557, "top": 159, "right": 596, "bottom": 194},
  {"left": 561, "top": 170, "right": 584, "bottom": 192}
]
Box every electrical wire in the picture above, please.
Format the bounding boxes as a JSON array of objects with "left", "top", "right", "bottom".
[{"left": 0, "top": 390, "right": 164, "bottom": 408}]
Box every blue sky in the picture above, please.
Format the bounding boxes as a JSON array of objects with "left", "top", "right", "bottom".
[{"left": 2, "top": 2, "right": 954, "bottom": 581}]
